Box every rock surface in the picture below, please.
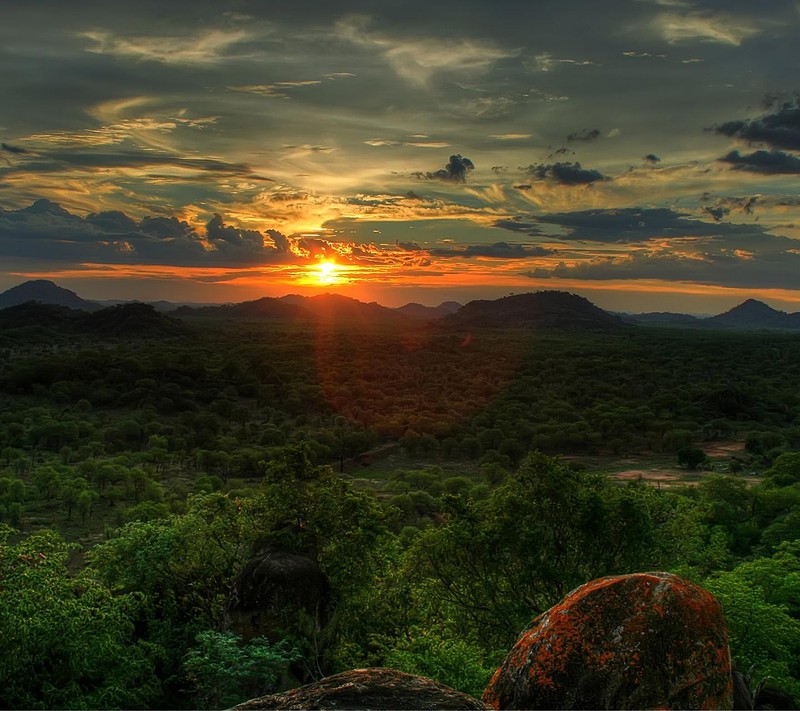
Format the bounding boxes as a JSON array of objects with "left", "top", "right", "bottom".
[
  {"left": 224, "top": 547, "right": 329, "bottom": 642},
  {"left": 231, "top": 668, "right": 491, "bottom": 710},
  {"left": 482, "top": 571, "right": 733, "bottom": 710}
]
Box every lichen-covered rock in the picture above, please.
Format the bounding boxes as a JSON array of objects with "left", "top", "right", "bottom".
[
  {"left": 224, "top": 547, "right": 329, "bottom": 642},
  {"left": 482, "top": 572, "right": 733, "bottom": 710},
  {"left": 231, "top": 668, "right": 491, "bottom": 710}
]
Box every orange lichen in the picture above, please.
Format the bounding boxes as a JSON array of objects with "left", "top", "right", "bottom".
[{"left": 482, "top": 572, "right": 733, "bottom": 710}]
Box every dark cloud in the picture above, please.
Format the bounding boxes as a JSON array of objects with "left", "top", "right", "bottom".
[
  {"left": 86, "top": 210, "right": 139, "bottom": 233},
  {"left": 442, "top": 242, "right": 552, "bottom": 259},
  {"left": 720, "top": 149, "right": 800, "bottom": 174},
  {"left": 521, "top": 161, "right": 607, "bottom": 185},
  {"left": 643, "top": 153, "right": 661, "bottom": 163},
  {"left": 497, "top": 207, "right": 763, "bottom": 242},
  {"left": 712, "top": 98, "right": 800, "bottom": 151},
  {"left": 702, "top": 206, "right": 729, "bottom": 222},
  {"left": 2, "top": 148, "right": 273, "bottom": 182},
  {"left": 413, "top": 154, "right": 475, "bottom": 183},
  {"left": 523, "top": 248, "right": 800, "bottom": 291},
  {"left": 1, "top": 143, "right": 29, "bottom": 154},
  {"left": 700, "top": 193, "right": 758, "bottom": 218},
  {"left": 0, "top": 200, "right": 294, "bottom": 266},
  {"left": 566, "top": 128, "right": 600, "bottom": 142},
  {"left": 398, "top": 239, "right": 553, "bottom": 259}
]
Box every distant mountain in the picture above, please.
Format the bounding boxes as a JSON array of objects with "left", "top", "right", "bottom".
[
  {"left": 706, "top": 299, "right": 788, "bottom": 329},
  {"left": 621, "top": 312, "right": 702, "bottom": 327},
  {"left": 0, "top": 279, "right": 102, "bottom": 311},
  {"left": 0, "top": 302, "right": 84, "bottom": 331},
  {"left": 0, "top": 301, "right": 185, "bottom": 337},
  {"left": 395, "top": 301, "right": 462, "bottom": 320},
  {"left": 83, "top": 303, "right": 187, "bottom": 337},
  {"left": 278, "top": 293, "right": 406, "bottom": 323},
  {"left": 175, "top": 297, "right": 308, "bottom": 321},
  {"left": 448, "top": 291, "right": 624, "bottom": 330}
]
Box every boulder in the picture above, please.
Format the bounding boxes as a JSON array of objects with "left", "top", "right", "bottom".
[
  {"left": 231, "top": 667, "right": 491, "bottom": 710},
  {"left": 225, "top": 547, "right": 329, "bottom": 642},
  {"left": 482, "top": 572, "right": 733, "bottom": 710}
]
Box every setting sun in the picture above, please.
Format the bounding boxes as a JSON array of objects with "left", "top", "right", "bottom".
[{"left": 313, "top": 259, "right": 342, "bottom": 285}]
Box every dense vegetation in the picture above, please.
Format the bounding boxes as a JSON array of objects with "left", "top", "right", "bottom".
[{"left": 1, "top": 316, "right": 800, "bottom": 708}]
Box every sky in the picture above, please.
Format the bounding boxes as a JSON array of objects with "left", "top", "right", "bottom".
[{"left": 2, "top": 0, "right": 800, "bottom": 312}]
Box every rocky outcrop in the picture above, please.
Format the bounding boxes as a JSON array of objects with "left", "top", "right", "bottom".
[
  {"left": 224, "top": 547, "right": 329, "bottom": 642},
  {"left": 231, "top": 668, "right": 491, "bottom": 710},
  {"left": 482, "top": 572, "right": 733, "bottom": 710}
]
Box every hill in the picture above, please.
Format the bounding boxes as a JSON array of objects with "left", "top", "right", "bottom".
[
  {"left": 82, "top": 302, "right": 187, "bottom": 337},
  {"left": 0, "top": 279, "right": 102, "bottom": 311},
  {"left": 706, "top": 299, "right": 789, "bottom": 329},
  {"left": 448, "top": 291, "right": 624, "bottom": 330},
  {"left": 279, "top": 293, "right": 406, "bottom": 324},
  {"left": 174, "top": 297, "right": 309, "bottom": 321},
  {"left": 0, "top": 301, "right": 186, "bottom": 338},
  {"left": 621, "top": 312, "right": 702, "bottom": 327},
  {"left": 395, "top": 301, "right": 462, "bottom": 320}
]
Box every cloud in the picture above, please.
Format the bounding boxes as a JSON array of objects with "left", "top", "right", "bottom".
[
  {"left": 523, "top": 246, "right": 800, "bottom": 291},
  {"left": 700, "top": 193, "right": 758, "bottom": 218},
  {"left": 1, "top": 146, "right": 273, "bottom": 183},
  {"left": 720, "top": 149, "right": 800, "bottom": 174},
  {"left": 0, "top": 200, "right": 297, "bottom": 267},
  {"left": 490, "top": 133, "right": 532, "bottom": 140},
  {"left": 712, "top": 98, "right": 800, "bottom": 151},
  {"left": 566, "top": 128, "right": 601, "bottom": 143},
  {"left": 1, "top": 143, "right": 29, "bottom": 155},
  {"left": 527, "top": 52, "right": 599, "bottom": 72},
  {"left": 521, "top": 161, "right": 607, "bottom": 185},
  {"left": 652, "top": 11, "right": 761, "bottom": 46},
  {"left": 82, "top": 28, "right": 254, "bottom": 64},
  {"left": 229, "top": 80, "right": 322, "bottom": 99},
  {"left": 335, "top": 15, "right": 513, "bottom": 86},
  {"left": 413, "top": 154, "right": 475, "bottom": 183},
  {"left": 495, "top": 207, "right": 763, "bottom": 243},
  {"left": 398, "top": 240, "right": 553, "bottom": 260}
]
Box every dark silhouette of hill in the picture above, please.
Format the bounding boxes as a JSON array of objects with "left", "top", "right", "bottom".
[
  {"left": 82, "top": 303, "right": 187, "bottom": 336},
  {"left": 395, "top": 301, "right": 462, "bottom": 320},
  {"left": 278, "top": 293, "right": 407, "bottom": 323},
  {"left": 174, "top": 297, "right": 309, "bottom": 321},
  {"left": 0, "top": 301, "right": 186, "bottom": 338},
  {"left": 621, "top": 312, "right": 702, "bottom": 327},
  {"left": 0, "top": 302, "right": 84, "bottom": 331},
  {"left": 448, "top": 291, "right": 623, "bottom": 330},
  {"left": 0, "top": 279, "right": 102, "bottom": 311},
  {"left": 706, "top": 298, "right": 789, "bottom": 329}
]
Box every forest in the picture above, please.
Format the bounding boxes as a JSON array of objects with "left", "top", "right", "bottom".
[{"left": 2, "top": 308, "right": 800, "bottom": 709}]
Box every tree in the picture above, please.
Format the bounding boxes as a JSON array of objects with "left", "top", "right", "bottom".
[
  {"left": 678, "top": 446, "right": 707, "bottom": 471},
  {"left": 0, "top": 526, "right": 160, "bottom": 709},
  {"left": 182, "top": 630, "right": 298, "bottom": 709}
]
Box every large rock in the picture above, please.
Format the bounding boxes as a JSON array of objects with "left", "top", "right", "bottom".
[
  {"left": 231, "top": 668, "right": 491, "bottom": 710},
  {"left": 482, "top": 572, "right": 733, "bottom": 710},
  {"left": 225, "top": 547, "right": 329, "bottom": 642}
]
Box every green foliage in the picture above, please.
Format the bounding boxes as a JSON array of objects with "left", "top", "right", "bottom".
[
  {"left": 380, "top": 627, "right": 495, "bottom": 698},
  {"left": 0, "top": 526, "right": 160, "bottom": 709},
  {"left": 401, "top": 452, "right": 670, "bottom": 652},
  {"left": 182, "top": 631, "right": 298, "bottom": 709},
  {"left": 704, "top": 560, "right": 800, "bottom": 698}
]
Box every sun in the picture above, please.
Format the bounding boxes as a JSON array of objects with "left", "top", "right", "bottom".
[{"left": 312, "top": 259, "right": 343, "bottom": 285}]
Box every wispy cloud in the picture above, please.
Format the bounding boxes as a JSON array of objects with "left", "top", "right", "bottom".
[
  {"left": 81, "top": 28, "right": 254, "bottom": 64},
  {"left": 335, "top": 15, "right": 515, "bottom": 86},
  {"left": 652, "top": 11, "right": 761, "bottom": 45}
]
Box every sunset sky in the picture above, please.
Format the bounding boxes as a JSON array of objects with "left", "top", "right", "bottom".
[{"left": 2, "top": 0, "right": 800, "bottom": 312}]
